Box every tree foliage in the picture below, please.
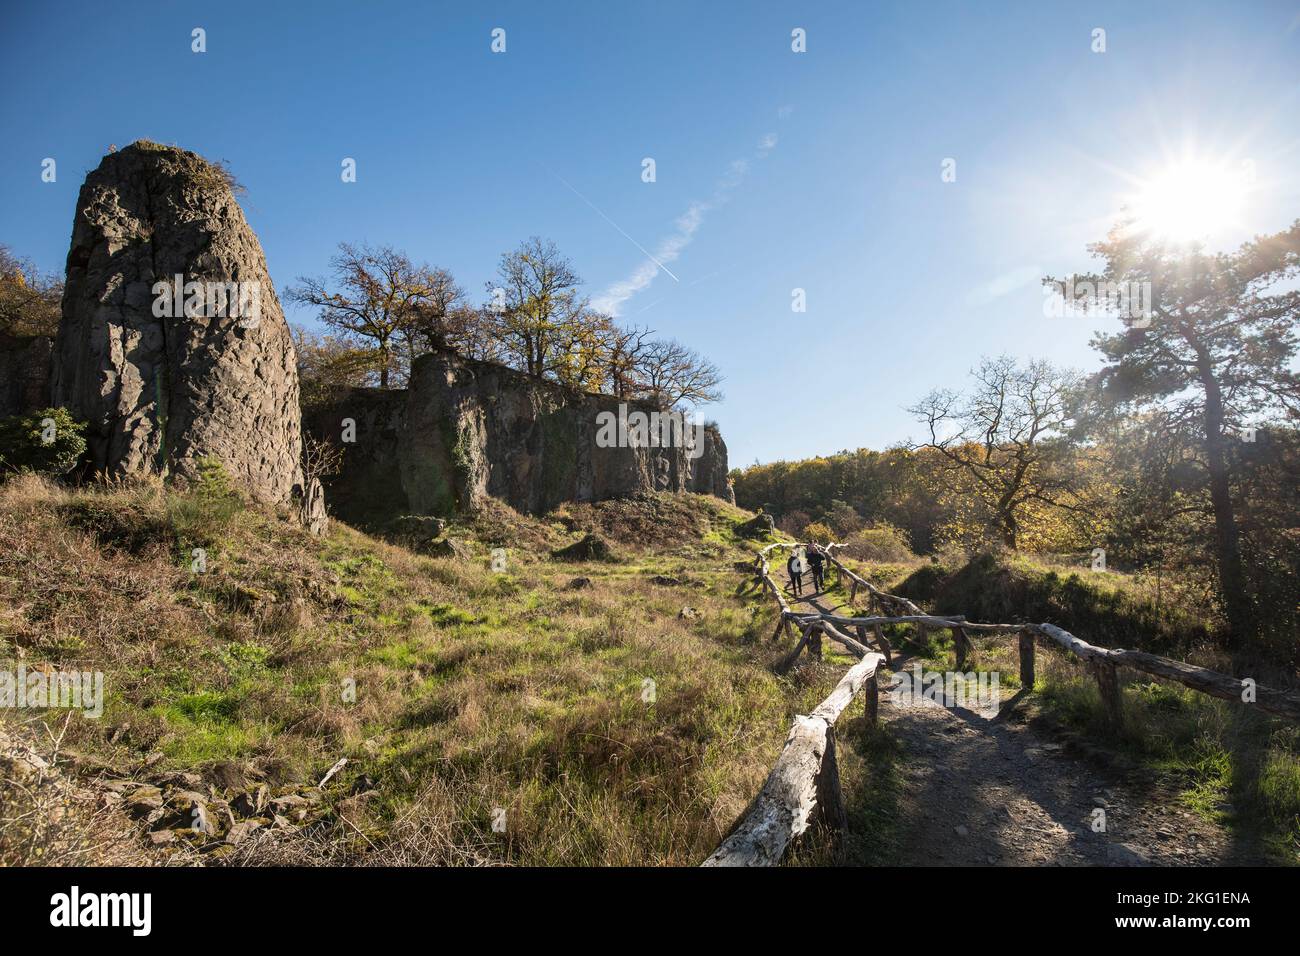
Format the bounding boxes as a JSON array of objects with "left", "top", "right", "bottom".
[
  {"left": 1052, "top": 219, "right": 1300, "bottom": 655},
  {"left": 0, "top": 244, "right": 62, "bottom": 337}
]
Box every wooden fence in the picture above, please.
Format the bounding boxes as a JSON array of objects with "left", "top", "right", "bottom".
[{"left": 704, "top": 540, "right": 1300, "bottom": 867}]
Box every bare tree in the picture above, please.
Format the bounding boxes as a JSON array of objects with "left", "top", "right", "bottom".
[
  {"left": 908, "top": 356, "right": 1081, "bottom": 549},
  {"left": 633, "top": 338, "right": 724, "bottom": 409},
  {"left": 603, "top": 324, "right": 655, "bottom": 398},
  {"left": 287, "top": 243, "right": 472, "bottom": 388},
  {"left": 301, "top": 429, "right": 345, "bottom": 488}
]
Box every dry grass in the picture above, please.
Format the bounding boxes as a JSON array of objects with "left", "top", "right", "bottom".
[
  {"left": 0, "top": 716, "right": 167, "bottom": 866},
  {"left": 0, "top": 476, "right": 831, "bottom": 865}
]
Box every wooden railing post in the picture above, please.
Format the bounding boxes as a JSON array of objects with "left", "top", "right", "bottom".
[
  {"left": 952, "top": 617, "right": 970, "bottom": 670},
  {"left": 1018, "top": 629, "right": 1035, "bottom": 689},
  {"left": 1093, "top": 659, "right": 1123, "bottom": 731},
  {"left": 858, "top": 623, "right": 891, "bottom": 664},
  {"left": 815, "top": 726, "right": 848, "bottom": 832},
  {"left": 872, "top": 622, "right": 888, "bottom": 662},
  {"left": 864, "top": 672, "right": 879, "bottom": 728}
]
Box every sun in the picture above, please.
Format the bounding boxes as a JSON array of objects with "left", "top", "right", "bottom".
[{"left": 1128, "top": 158, "right": 1251, "bottom": 243}]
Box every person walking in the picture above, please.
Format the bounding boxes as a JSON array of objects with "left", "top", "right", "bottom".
[
  {"left": 786, "top": 550, "right": 804, "bottom": 596},
  {"left": 807, "top": 544, "right": 826, "bottom": 593}
]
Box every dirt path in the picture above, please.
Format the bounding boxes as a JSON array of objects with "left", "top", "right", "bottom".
[
  {"left": 778, "top": 575, "right": 1262, "bottom": 866},
  {"left": 875, "top": 651, "right": 1253, "bottom": 866}
]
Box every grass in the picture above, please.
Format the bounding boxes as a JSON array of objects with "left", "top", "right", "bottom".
[
  {"left": 0, "top": 475, "right": 857, "bottom": 866},
  {"left": 5, "top": 473, "right": 1294, "bottom": 865}
]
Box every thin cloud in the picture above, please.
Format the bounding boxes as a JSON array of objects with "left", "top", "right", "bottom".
[
  {"left": 964, "top": 264, "right": 1043, "bottom": 307},
  {"left": 592, "top": 133, "right": 778, "bottom": 316}
]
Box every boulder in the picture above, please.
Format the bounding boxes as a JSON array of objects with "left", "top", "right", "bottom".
[
  {"left": 300, "top": 477, "right": 328, "bottom": 536},
  {"left": 51, "top": 142, "right": 303, "bottom": 504},
  {"left": 552, "top": 532, "right": 615, "bottom": 562},
  {"left": 387, "top": 514, "right": 446, "bottom": 544},
  {"left": 425, "top": 536, "right": 471, "bottom": 561},
  {"left": 736, "top": 512, "right": 776, "bottom": 539}
]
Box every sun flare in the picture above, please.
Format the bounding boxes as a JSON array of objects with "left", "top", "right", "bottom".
[{"left": 1129, "top": 158, "right": 1251, "bottom": 243}]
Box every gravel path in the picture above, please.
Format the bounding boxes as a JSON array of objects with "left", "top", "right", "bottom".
[{"left": 876, "top": 653, "right": 1255, "bottom": 866}]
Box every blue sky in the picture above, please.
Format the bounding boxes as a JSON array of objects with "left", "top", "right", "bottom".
[{"left": 3, "top": 1, "right": 1298, "bottom": 466}]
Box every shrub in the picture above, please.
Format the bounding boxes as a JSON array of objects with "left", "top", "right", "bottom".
[
  {"left": 843, "top": 523, "right": 916, "bottom": 562},
  {"left": 0, "top": 407, "right": 86, "bottom": 478},
  {"left": 167, "top": 455, "right": 244, "bottom": 547},
  {"left": 803, "top": 521, "right": 834, "bottom": 543}
]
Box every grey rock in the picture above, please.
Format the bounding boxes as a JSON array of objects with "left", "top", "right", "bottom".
[
  {"left": 225, "top": 820, "right": 264, "bottom": 846},
  {"left": 124, "top": 784, "right": 163, "bottom": 814},
  {"left": 307, "top": 351, "right": 733, "bottom": 524},
  {"left": 425, "top": 536, "right": 472, "bottom": 561},
  {"left": 735, "top": 512, "right": 776, "bottom": 539},
  {"left": 387, "top": 514, "right": 446, "bottom": 542},
  {"left": 51, "top": 141, "right": 303, "bottom": 504},
  {"left": 300, "top": 477, "right": 328, "bottom": 536},
  {"left": 552, "top": 533, "right": 614, "bottom": 562}
]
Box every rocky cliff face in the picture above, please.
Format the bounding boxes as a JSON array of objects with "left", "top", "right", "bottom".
[
  {"left": 0, "top": 333, "right": 52, "bottom": 418},
  {"left": 309, "top": 351, "right": 733, "bottom": 525},
  {"left": 304, "top": 387, "right": 407, "bottom": 527},
  {"left": 51, "top": 142, "right": 302, "bottom": 503}
]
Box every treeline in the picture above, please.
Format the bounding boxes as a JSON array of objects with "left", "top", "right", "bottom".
[
  {"left": 289, "top": 237, "right": 722, "bottom": 411},
  {"left": 736, "top": 220, "right": 1300, "bottom": 664},
  {"left": 0, "top": 236, "right": 725, "bottom": 416}
]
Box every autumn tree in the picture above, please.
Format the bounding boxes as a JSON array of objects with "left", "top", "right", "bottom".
[
  {"left": 486, "top": 237, "right": 589, "bottom": 380},
  {"left": 908, "top": 356, "right": 1083, "bottom": 550},
  {"left": 0, "top": 244, "right": 62, "bottom": 337},
  {"left": 288, "top": 243, "right": 472, "bottom": 388},
  {"left": 1052, "top": 220, "right": 1300, "bottom": 654},
  {"left": 291, "top": 326, "right": 387, "bottom": 408}
]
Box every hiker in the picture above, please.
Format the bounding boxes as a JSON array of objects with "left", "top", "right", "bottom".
[
  {"left": 807, "top": 544, "right": 826, "bottom": 592},
  {"left": 786, "top": 550, "right": 804, "bottom": 596}
]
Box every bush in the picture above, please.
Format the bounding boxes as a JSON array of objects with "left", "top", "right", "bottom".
[
  {"left": 167, "top": 455, "right": 244, "bottom": 547},
  {"left": 803, "top": 521, "right": 834, "bottom": 543},
  {"left": 843, "top": 523, "right": 916, "bottom": 562},
  {"left": 0, "top": 408, "right": 86, "bottom": 478}
]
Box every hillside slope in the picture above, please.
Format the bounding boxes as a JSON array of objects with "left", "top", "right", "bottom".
[{"left": 0, "top": 476, "right": 806, "bottom": 865}]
